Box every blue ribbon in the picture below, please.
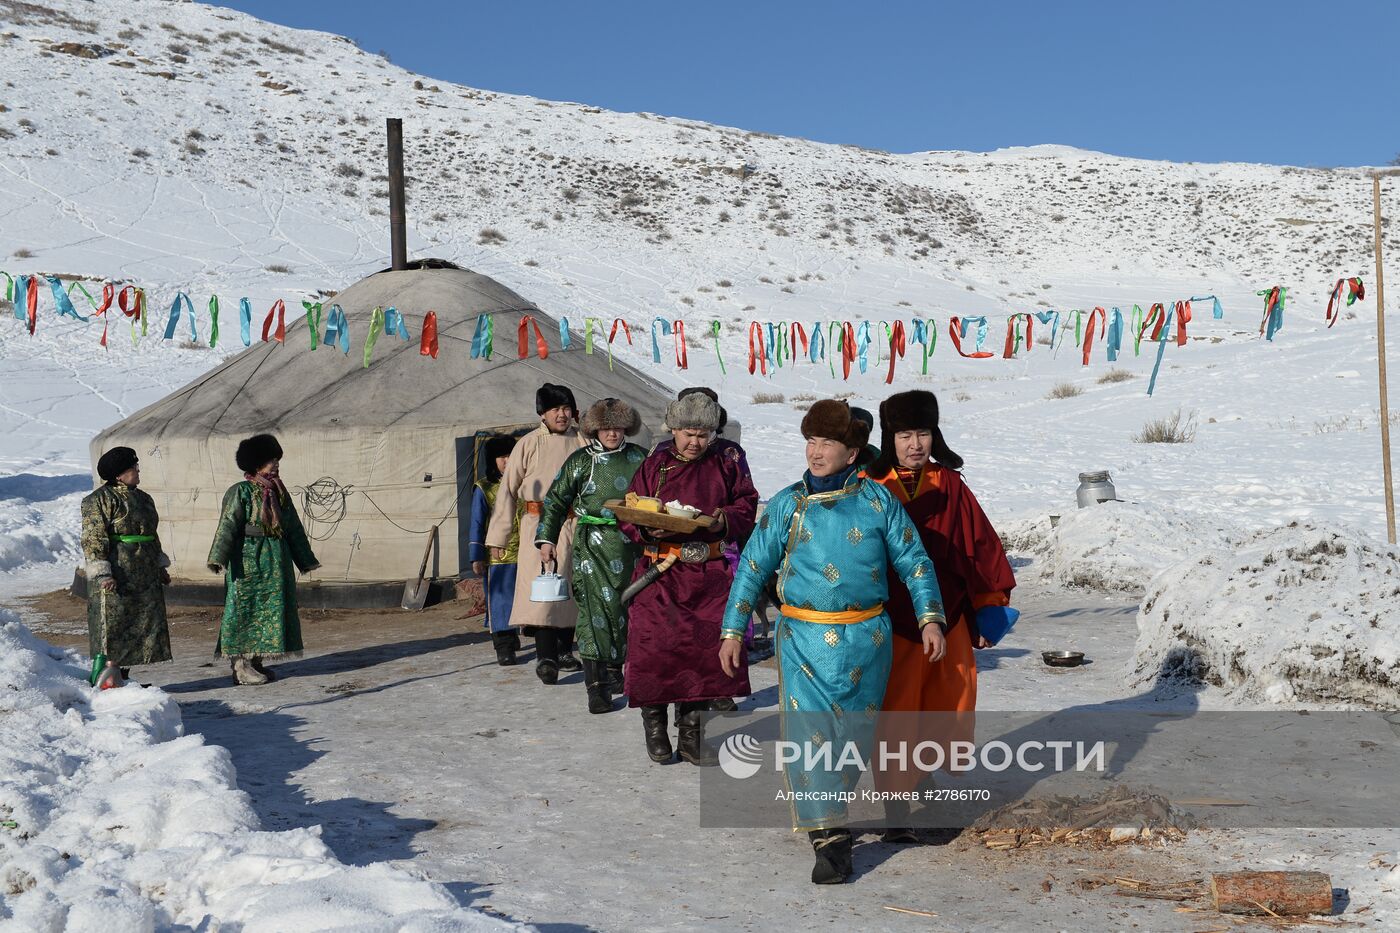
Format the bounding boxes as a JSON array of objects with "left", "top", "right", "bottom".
[
  {"left": 471, "top": 314, "right": 493, "bottom": 359},
  {"left": 1032, "top": 310, "right": 1060, "bottom": 348},
  {"left": 855, "top": 321, "right": 872, "bottom": 373},
  {"left": 560, "top": 317, "right": 572, "bottom": 350},
  {"left": 12, "top": 276, "right": 28, "bottom": 324},
  {"left": 46, "top": 276, "right": 88, "bottom": 322},
  {"left": 239, "top": 298, "right": 253, "bottom": 347},
  {"left": 809, "top": 323, "right": 825, "bottom": 364},
  {"left": 1106, "top": 308, "right": 1124, "bottom": 362},
  {"left": 959, "top": 316, "right": 989, "bottom": 353},
  {"left": 162, "top": 291, "right": 197, "bottom": 342},
  {"left": 1146, "top": 304, "right": 1176, "bottom": 397},
  {"left": 323, "top": 304, "right": 350, "bottom": 354},
  {"left": 384, "top": 306, "right": 411, "bottom": 341},
  {"left": 1191, "top": 295, "right": 1225, "bottom": 319},
  {"left": 1258, "top": 288, "right": 1285, "bottom": 342},
  {"left": 651, "top": 317, "right": 672, "bottom": 363}
]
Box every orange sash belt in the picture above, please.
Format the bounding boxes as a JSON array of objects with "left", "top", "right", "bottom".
[
  {"left": 781, "top": 604, "right": 883, "bottom": 624},
  {"left": 643, "top": 541, "right": 725, "bottom": 562},
  {"left": 524, "top": 500, "right": 544, "bottom": 516}
]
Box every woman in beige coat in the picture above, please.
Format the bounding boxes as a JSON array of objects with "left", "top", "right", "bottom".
[{"left": 487, "top": 383, "right": 586, "bottom": 684}]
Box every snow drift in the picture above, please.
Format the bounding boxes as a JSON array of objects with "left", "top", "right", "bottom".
[
  {"left": 1129, "top": 524, "right": 1400, "bottom": 708},
  {"left": 0, "top": 610, "right": 522, "bottom": 931}
]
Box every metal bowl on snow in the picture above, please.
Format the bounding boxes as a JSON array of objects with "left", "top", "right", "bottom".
[{"left": 1042, "top": 650, "right": 1086, "bottom": 667}]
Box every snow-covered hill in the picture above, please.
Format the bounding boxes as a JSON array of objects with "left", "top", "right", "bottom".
[{"left": 0, "top": 0, "right": 1397, "bottom": 602}]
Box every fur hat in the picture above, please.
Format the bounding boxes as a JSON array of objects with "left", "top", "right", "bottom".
[
  {"left": 535, "top": 382, "right": 578, "bottom": 416},
  {"left": 873, "top": 390, "right": 963, "bottom": 472},
  {"left": 482, "top": 434, "right": 517, "bottom": 482},
  {"left": 665, "top": 391, "right": 721, "bottom": 432},
  {"left": 235, "top": 434, "right": 284, "bottom": 474},
  {"left": 582, "top": 398, "right": 642, "bottom": 439},
  {"left": 97, "top": 446, "right": 138, "bottom": 483},
  {"left": 800, "top": 400, "right": 871, "bottom": 451},
  {"left": 679, "top": 386, "right": 727, "bottom": 434}
]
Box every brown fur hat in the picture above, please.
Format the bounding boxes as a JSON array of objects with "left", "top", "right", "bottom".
[
  {"left": 800, "top": 400, "right": 870, "bottom": 450},
  {"left": 581, "top": 398, "right": 642, "bottom": 439}
]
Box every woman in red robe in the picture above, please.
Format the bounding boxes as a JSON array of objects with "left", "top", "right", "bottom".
[
  {"left": 618, "top": 391, "right": 758, "bottom": 766},
  {"left": 864, "top": 390, "right": 1017, "bottom": 839}
]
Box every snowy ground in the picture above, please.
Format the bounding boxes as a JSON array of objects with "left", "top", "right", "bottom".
[{"left": 16, "top": 583, "right": 1397, "bottom": 932}]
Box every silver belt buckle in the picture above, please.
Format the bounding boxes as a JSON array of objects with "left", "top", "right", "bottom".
[{"left": 679, "top": 541, "right": 710, "bottom": 564}]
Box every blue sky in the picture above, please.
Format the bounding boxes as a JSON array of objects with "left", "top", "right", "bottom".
[{"left": 218, "top": 1, "right": 1398, "bottom": 167}]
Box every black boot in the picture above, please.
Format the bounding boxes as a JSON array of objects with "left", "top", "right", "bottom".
[
  {"left": 640, "top": 704, "right": 673, "bottom": 762},
  {"left": 582, "top": 660, "right": 614, "bottom": 714},
  {"left": 251, "top": 657, "right": 277, "bottom": 682},
  {"left": 881, "top": 800, "right": 918, "bottom": 844},
  {"left": 534, "top": 628, "right": 559, "bottom": 685},
  {"left": 607, "top": 662, "right": 625, "bottom": 696},
  {"left": 710, "top": 697, "right": 737, "bottom": 713},
  {"left": 507, "top": 629, "right": 522, "bottom": 652},
  {"left": 676, "top": 702, "right": 719, "bottom": 766},
  {"left": 809, "top": 829, "right": 854, "bottom": 884},
  {"left": 556, "top": 627, "right": 581, "bottom": 672},
  {"left": 491, "top": 631, "right": 518, "bottom": 666}
]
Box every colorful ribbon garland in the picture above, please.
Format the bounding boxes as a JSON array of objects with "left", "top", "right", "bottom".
[
  {"left": 1324, "top": 278, "right": 1364, "bottom": 328},
  {"left": 948, "top": 316, "right": 993, "bottom": 358},
  {"left": 1257, "top": 287, "right": 1285, "bottom": 341}
]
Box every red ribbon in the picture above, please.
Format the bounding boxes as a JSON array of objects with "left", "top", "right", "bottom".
[
  {"left": 884, "top": 320, "right": 906, "bottom": 384},
  {"left": 1325, "top": 278, "right": 1365, "bottom": 328},
  {"left": 1174, "top": 300, "right": 1191, "bottom": 346},
  {"left": 117, "top": 285, "right": 145, "bottom": 340},
  {"left": 840, "top": 322, "right": 857, "bottom": 380},
  {"left": 421, "top": 311, "right": 439, "bottom": 358},
  {"left": 747, "top": 321, "right": 767, "bottom": 375},
  {"left": 609, "top": 318, "right": 631, "bottom": 346},
  {"left": 1081, "top": 307, "right": 1107, "bottom": 366},
  {"left": 21, "top": 276, "right": 38, "bottom": 335},
  {"left": 1140, "top": 302, "right": 1167, "bottom": 344},
  {"left": 1003, "top": 313, "right": 1034, "bottom": 359},
  {"left": 790, "top": 322, "right": 809, "bottom": 361},
  {"left": 518, "top": 314, "right": 549, "bottom": 359},
  {"left": 262, "top": 299, "right": 286, "bottom": 343},
  {"left": 948, "top": 317, "right": 994, "bottom": 359},
  {"left": 673, "top": 320, "right": 688, "bottom": 369},
  {"left": 92, "top": 283, "right": 115, "bottom": 347}
]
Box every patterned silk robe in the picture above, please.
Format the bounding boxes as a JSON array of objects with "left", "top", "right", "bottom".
[
  {"left": 207, "top": 481, "right": 320, "bottom": 659},
  {"left": 80, "top": 483, "right": 172, "bottom": 667},
  {"left": 535, "top": 440, "right": 646, "bottom": 662},
  {"left": 722, "top": 470, "right": 946, "bottom": 831},
  {"left": 469, "top": 479, "right": 522, "bottom": 634}
]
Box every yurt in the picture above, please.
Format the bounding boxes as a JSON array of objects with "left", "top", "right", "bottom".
[{"left": 88, "top": 262, "right": 733, "bottom": 603}]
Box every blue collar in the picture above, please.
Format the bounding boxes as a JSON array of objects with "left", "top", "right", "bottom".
[{"left": 805, "top": 464, "right": 859, "bottom": 494}]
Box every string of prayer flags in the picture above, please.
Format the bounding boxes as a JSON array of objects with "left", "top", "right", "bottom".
[
  {"left": 1324, "top": 278, "right": 1364, "bottom": 327},
  {"left": 1257, "top": 286, "right": 1285, "bottom": 341},
  {"left": 420, "top": 310, "right": 440, "bottom": 358}
]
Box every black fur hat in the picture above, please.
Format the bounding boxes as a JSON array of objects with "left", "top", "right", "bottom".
[
  {"left": 872, "top": 390, "right": 962, "bottom": 474},
  {"left": 536, "top": 382, "right": 578, "bottom": 416},
  {"left": 235, "top": 434, "right": 284, "bottom": 474},
  {"left": 482, "top": 434, "right": 518, "bottom": 482},
  {"left": 96, "top": 446, "right": 139, "bottom": 483}
]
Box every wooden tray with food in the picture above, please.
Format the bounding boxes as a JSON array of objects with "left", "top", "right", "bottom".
[{"left": 604, "top": 494, "right": 716, "bottom": 534}]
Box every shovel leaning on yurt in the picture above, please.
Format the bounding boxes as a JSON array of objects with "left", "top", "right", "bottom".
[{"left": 402, "top": 525, "right": 440, "bottom": 610}]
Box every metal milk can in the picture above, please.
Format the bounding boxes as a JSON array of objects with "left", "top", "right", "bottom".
[{"left": 1076, "top": 471, "right": 1117, "bottom": 508}]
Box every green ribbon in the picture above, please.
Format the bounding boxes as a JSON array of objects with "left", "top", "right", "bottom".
[
  {"left": 110, "top": 534, "right": 156, "bottom": 544},
  {"left": 303, "top": 300, "right": 322, "bottom": 350},
  {"left": 710, "top": 319, "right": 725, "bottom": 374},
  {"left": 209, "top": 295, "right": 220, "bottom": 349},
  {"left": 363, "top": 305, "right": 384, "bottom": 368},
  {"left": 577, "top": 514, "right": 617, "bottom": 526}
]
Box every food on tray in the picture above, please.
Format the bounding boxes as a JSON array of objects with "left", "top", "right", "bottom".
[
  {"left": 623, "top": 491, "right": 664, "bottom": 512},
  {"left": 663, "top": 500, "right": 702, "bottom": 519}
]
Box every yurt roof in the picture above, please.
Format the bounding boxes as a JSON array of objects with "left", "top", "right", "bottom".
[{"left": 97, "top": 265, "right": 681, "bottom": 442}]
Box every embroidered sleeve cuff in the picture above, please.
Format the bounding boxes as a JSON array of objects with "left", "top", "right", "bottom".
[
  {"left": 719, "top": 631, "right": 744, "bottom": 642},
  {"left": 917, "top": 613, "right": 948, "bottom": 633}
]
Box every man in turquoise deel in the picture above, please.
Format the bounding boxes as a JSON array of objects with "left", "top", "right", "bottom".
[{"left": 718, "top": 399, "right": 947, "bottom": 885}]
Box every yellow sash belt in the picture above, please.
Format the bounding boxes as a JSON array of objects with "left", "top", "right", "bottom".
[{"left": 780, "top": 603, "right": 883, "bottom": 624}]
